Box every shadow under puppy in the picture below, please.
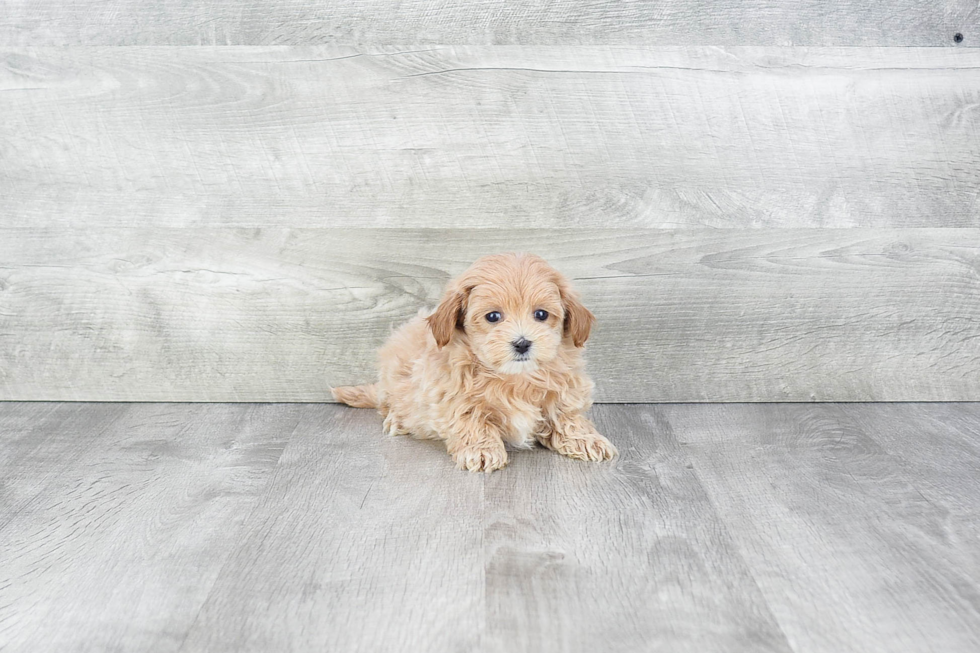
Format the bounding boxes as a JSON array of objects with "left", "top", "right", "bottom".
[{"left": 332, "top": 253, "right": 617, "bottom": 472}]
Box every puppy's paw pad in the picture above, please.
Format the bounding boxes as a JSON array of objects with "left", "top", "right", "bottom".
[
  {"left": 558, "top": 434, "right": 618, "bottom": 462},
  {"left": 453, "top": 445, "right": 508, "bottom": 473}
]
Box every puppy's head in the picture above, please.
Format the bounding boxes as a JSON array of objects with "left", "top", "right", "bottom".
[{"left": 427, "top": 253, "right": 594, "bottom": 375}]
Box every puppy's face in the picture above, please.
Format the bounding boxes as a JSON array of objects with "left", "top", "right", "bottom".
[
  {"left": 427, "top": 254, "right": 594, "bottom": 376},
  {"left": 463, "top": 279, "right": 564, "bottom": 375}
]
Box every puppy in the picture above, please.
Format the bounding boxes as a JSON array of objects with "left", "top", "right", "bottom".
[{"left": 332, "top": 253, "right": 617, "bottom": 472}]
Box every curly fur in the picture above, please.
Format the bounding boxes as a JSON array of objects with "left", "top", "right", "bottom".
[{"left": 332, "top": 253, "right": 617, "bottom": 472}]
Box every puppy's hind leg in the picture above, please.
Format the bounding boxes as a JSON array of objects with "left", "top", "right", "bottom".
[{"left": 383, "top": 412, "right": 410, "bottom": 437}]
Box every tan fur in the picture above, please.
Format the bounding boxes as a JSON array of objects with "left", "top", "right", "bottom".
[
  {"left": 333, "top": 253, "right": 617, "bottom": 472},
  {"left": 330, "top": 383, "right": 378, "bottom": 408}
]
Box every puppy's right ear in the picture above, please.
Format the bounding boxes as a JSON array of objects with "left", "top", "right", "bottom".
[{"left": 427, "top": 288, "right": 468, "bottom": 349}]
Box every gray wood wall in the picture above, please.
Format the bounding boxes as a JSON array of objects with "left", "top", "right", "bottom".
[{"left": 1, "top": 4, "right": 978, "bottom": 402}]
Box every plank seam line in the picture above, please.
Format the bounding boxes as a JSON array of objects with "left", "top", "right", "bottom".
[{"left": 173, "top": 407, "right": 307, "bottom": 652}]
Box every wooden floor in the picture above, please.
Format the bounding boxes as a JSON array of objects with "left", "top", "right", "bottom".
[{"left": 2, "top": 402, "right": 979, "bottom": 652}]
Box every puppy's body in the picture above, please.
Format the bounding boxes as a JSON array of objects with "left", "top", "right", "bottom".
[
  {"left": 377, "top": 311, "right": 594, "bottom": 450},
  {"left": 333, "top": 254, "right": 616, "bottom": 472}
]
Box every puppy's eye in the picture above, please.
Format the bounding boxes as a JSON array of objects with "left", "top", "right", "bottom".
[
  {"left": 486, "top": 311, "right": 502, "bottom": 323},
  {"left": 533, "top": 309, "right": 549, "bottom": 322}
]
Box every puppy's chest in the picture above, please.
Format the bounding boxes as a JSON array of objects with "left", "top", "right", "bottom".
[{"left": 502, "top": 410, "right": 542, "bottom": 449}]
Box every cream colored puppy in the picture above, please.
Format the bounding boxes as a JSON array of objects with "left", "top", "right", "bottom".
[{"left": 332, "top": 253, "right": 617, "bottom": 472}]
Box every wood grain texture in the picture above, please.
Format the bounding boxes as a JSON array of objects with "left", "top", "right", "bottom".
[
  {"left": 4, "top": 402, "right": 980, "bottom": 652},
  {"left": 670, "top": 403, "right": 980, "bottom": 653},
  {"left": 843, "top": 403, "right": 980, "bottom": 577},
  {"left": 0, "top": 402, "right": 127, "bottom": 530},
  {"left": 1, "top": 227, "right": 978, "bottom": 402},
  {"left": 180, "top": 404, "right": 486, "bottom": 652},
  {"left": 1, "top": 1, "right": 976, "bottom": 46},
  {"left": 483, "top": 404, "right": 792, "bottom": 653},
  {"left": 3, "top": 46, "right": 979, "bottom": 229},
  {"left": 0, "top": 403, "right": 296, "bottom": 653}
]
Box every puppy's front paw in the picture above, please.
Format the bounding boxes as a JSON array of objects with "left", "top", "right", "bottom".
[
  {"left": 452, "top": 442, "right": 508, "bottom": 473},
  {"left": 554, "top": 432, "right": 618, "bottom": 462}
]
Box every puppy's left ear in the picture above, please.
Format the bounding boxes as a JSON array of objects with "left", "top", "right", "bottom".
[
  {"left": 559, "top": 280, "right": 595, "bottom": 348},
  {"left": 427, "top": 287, "right": 469, "bottom": 349}
]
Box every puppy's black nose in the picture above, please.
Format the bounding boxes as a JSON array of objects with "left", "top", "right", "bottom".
[{"left": 512, "top": 337, "right": 532, "bottom": 355}]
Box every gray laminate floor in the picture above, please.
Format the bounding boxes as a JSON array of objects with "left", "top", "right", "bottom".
[{"left": 2, "top": 402, "right": 979, "bottom": 652}]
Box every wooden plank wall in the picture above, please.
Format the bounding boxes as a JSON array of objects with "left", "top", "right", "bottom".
[
  {"left": 1, "top": 1, "right": 976, "bottom": 46},
  {"left": 1, "top": 6, "right": 978, "bottom": 402}
]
